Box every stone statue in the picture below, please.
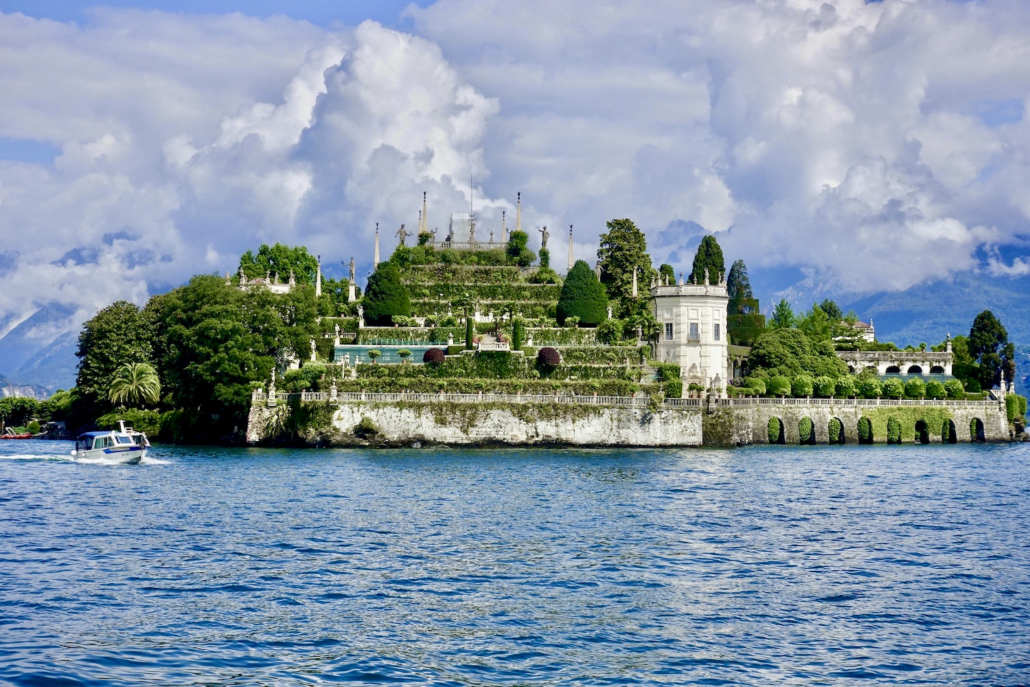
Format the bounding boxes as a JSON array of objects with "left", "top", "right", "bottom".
[
  {"left": 269, "top": 369, "right": 276, "bottom": 396},
  {"left": 310, "top": 338, "right": 317, "bottom": 362},
  {"left": 704, "top": 267, "right": 710, "bottom": 285},
  {"left": 289, "top": 269, "right": 296, "bottom": 286},
  {"left": 595, "top": 260, "right": 602, "bottom": 280},
  {"left": 273, "top": 272, "right": 279, "bottom": 285},
  {"left": 396, "top": 224, "right": 410, "bottom": 246},
  {"left": 607, "top": 306, "right": 613, "bottom": 320},
  {"left": 489, "top": 230, "right": 494, "bottom": 243},
  {"left": 349, "top": 257, "right": 355, "bottom": 282},
  {"left": 357, "top": 304, "right": 364, "bottom": 323},
  {"left": 538, "top": 225, "right": 550, "bottom": 250}
]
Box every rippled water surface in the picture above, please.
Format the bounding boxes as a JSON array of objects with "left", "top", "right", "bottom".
[{"left": 1, "top": 441, "right": 1029, "bottom": 685}]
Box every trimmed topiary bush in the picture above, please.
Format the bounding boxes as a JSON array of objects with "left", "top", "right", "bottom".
[
  {"left": 537, "top": 347, "right": 561, "bottom": 367},
  {"left": 904, "top": 377, "right": 926, "bottom": 399},
  {"left": 768, "top": 417, "right": 782, "bottom": 444},
  {"left": 815, "top": 376, "right": 835, "bottom": 398},
  {"left": 829, "top": 418, "right": 843, "bottom": 443},
  {"left": 887, "top": 416, "right": 902, "bottom": 444},
  {"left": 858, "top": 377, "right": 882, "bottom": 399},
  {"left": 944, "top": 379, "right": 965, "bottom": 400},
  {"left": 744, "top": 377, "right": 766, "bottom": 396},
  {"left": 835, "top": 376, "right": 857, "bottom": 398},
  {"left": 882, "top": 377, "right": 904, "bottom": 399},
  {"left": 557, "top": 260, "right": 608, "bottom": 326},
  {"left": 423, "top": 348, "right": 445, "bottom": 365},
  {"left": 791, "top": 375, "right": 814, "bottom": 398},
  {"left": 799, "top": 417, "right": 814, "bottom": 444},
  {"left": 511, "top": 318, "right": 526, "bottom": 351},
  {"left": 768, "top": 376, "right": 791, "bottom": 397},
  {"left": 926, "top": 380, "right": 946, "bottom": 400},
  {"left": 858, "top": 417, "right": 873, "bottom": 443},
  {"left": 362, "top": 262, "right": 411, "bottom": 326}
]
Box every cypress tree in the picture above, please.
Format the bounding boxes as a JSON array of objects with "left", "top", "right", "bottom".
[
  {"left": 726, "top": 259, "right": 752, "bottom": 299},
  {"left": 362, "top": 262, "right": 411, "bottom": 326},
  {"left": 557, "top": 260, "right": 608, "bottom": 326},
  {"left": 465, "top": 313, "right": 474, "bottom": 350},
  {"left": 688, "top": 235, "right": 725, "bottom": 285}
]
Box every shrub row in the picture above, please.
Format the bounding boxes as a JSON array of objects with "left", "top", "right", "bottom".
[{"left": 742, "top": 374, "right": 968, "bottom": 400}]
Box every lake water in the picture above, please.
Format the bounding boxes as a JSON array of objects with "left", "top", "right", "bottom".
[{"left": 1, "top": 440, "right": 1029, "bottom": 685}]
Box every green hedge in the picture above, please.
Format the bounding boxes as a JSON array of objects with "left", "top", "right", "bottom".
[
  {"left": 96, "top": 409, "right": 161, "bottom": 438},
  {"left": 768, "top": 417, "right": 782, "bottom": 443},
  {"left": 829, "top": 418, "right": 843, "bottom": 443},
  {"left": 354, "top": 353, "right": 644, "bottom": 382},
  {"left": 526, "top": 328, "right": 599, "bottom": 346},
  {"left": 555, "top": 346, "right": 645, "bottom": 366},
  {"left": 1006, "top": 394, "right": 1028, "bottom": 422},
  {"left": 401, "top": 264, "right": 526, "bottom": 285},
  {"left": 336, "top": 377, "right": 655, "bottom": 397},
  {"left": 799, "top": 417, "right": 814, "bottom": 444},
  {"left": 887, "top": 416, "right": 902, "bottom": 444},
  {"left": 407, "top": 284, "right": 561, "bottom": 301},
  {"left": 410, "top": 299, "right": 555, "bottom": 319}
]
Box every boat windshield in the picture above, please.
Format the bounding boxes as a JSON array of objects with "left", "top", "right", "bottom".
[{"left": 116, "top": 436, "right": 133, "bottom": 445}]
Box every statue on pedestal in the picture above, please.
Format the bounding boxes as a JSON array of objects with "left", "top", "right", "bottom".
[
  {"left": 349, "top": 257, "right": 356, "bottom": 282},
  {"left": 396, "top": 224, "right": 410, "bottom": 246},
  {"left": 538, "top": 225, "right": 550, "bottom": 250},
  {"left": 310, "top": 339, "right": 317, "bottom": 362}
]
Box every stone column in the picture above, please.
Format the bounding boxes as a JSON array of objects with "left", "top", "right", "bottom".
[{"left": 315, "top": 256, "right": 322, "bottom": 298}]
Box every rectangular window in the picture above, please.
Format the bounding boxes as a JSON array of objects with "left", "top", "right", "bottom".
[
  {"left": 665, "top": 323, "right": 674, "bottom": 340},
  {"left": 715, "top": 323, "right": 720, "bottom": 341},
  {"left": 689, "top": 323, "right": 699, "bottom": 341}
]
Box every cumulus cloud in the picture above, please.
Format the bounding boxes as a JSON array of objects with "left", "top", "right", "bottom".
[{"left": 3, "top": 0, "right": 1030, "bottom": 342}]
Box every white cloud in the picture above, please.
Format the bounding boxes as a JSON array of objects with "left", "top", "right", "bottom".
[{"left": 3, "top": 0, "right": 1030, "bottom": 345}]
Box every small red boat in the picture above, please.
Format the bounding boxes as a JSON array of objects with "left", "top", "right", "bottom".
[{"left": 0, "top": 429, "right": 32, "bottom": 439}]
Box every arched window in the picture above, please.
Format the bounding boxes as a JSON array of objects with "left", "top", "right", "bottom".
[{"left": 907, "top": 365, "right": 922, "bottom": 374}]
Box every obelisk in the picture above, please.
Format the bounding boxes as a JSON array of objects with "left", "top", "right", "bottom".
[{"left": 373, "top": 223, "right": 380, "bottom": 268}]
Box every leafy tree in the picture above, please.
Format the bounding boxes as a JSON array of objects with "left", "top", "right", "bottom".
[
  {"left": 595, "top": 318, "right": 623, "bottom": 345},
  {"left": 506, "top": 230, "right": 536, "bottom": 267},
  {"left": 423, "top": 348, "right": 445, "bottom": 364},
  {"left": 887, "top": 417, "right": 902, "bottom": 444},
  {"left": 770, "top": 299, "right": 796, "bottom": 329},
  {"left": 362, "top": 262, "right": 411, "bottom": 326},
  {"left": 904, "top": 377, "right": 926, "bottom": 399},
  {"left": 398, "top": 349, "right": 412, "bottom": 364},
  {"left": 882, "top": 377, "right": 904, "bottom": 399},
  {"left": 926, "top": 380, "right": 946, "bottom": 400},
  {"left": 239, "top": 243, "right": 318, "bottom": 284},
  {"left": 150, "top": 275, "right": 316, "bottom": 436},
  {"left": 747, "top": 328, "right": 847, "bottom": 379},
  {"left": 539, "top": 248, "right": 550, "bottom": 269},
  {"left": 950, "top": 335, "right": 973, "bottom": 365},
  {"left": 799, "top": 417, "right": 814, "bottom": 444},
  {"left": 511, "top": 318, "right": 526, "bottom": 351},
  {"left": 815, "top": 376, "right": 835, "bottom": 397},
  {"left": 744, "top": 377, "right": 766, "bottom": 395},
  {"left": 557, "top": 260, "right": 608, "bottom": 326},
  {"left": 858, "top": 377, "right": 882, "bottom": 399},
  {"left": 465, "top": 312, "right": 474, "bottom": 350},
  {"left": 76, "top": 301, "right": 155, "bottom": 411},
  {"left": 945, "top": 379, "right": 965, "bottom": 399},
  {"left": 688, "top": 235, "right": 725, "bottom": 285},
  {"left": 835, "top": 376, "right": 857, "bottom": 398},
  {"left": 767, "top": 376, "right": 791, "bottom": 397},
  {"left": 108, "top": 363, "right": 161, "bottom": 408},
  {"left": 767, "top": 417, "right": 782, "bottom": 443},
  {"left": 659, "top": 263, "right": 675, "bottom": 285},
  {"left": 798, "top": 304, "right": 833, "bottom": 343},
  {"left": 597, "top": 218, "right": 655, "bottom": 316},
  {"left": 726, "top": 259, "right": 753, "bottom": 299},
  {"left": 367, "top": 349, "right": 381, "bottom": 364},
  {"left": 791, "top": 375, "right": 814, "bottom": 398},
  {"left": 969, "top": 310, "right": 1008, "bottom": 389},
  {"left": 818, "top": 299, "right": 843, "bottom": 321},
  {"left": 538, "top": 347, "right": 561, "bottom": 367}
]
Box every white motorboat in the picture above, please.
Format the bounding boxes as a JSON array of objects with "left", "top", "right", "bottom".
[{"left": 71, "top": 421, "right": 150, "bottom": 464}]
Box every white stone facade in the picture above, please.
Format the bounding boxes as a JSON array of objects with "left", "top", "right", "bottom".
[{"left": 651, "top": 281, "right": 729, "bottom": 392}]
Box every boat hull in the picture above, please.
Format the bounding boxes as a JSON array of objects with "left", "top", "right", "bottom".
[{"left": 71, "top": 446, "right": 146, "bottom": 464}]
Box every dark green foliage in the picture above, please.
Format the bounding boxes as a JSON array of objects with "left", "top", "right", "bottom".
[
  {"left": 423, "top": 348, "right": 445, "bottom": 364},
  {"left": 829, "top": 418, "right": 843, "bottom": 444},
  {"left": 969, "top": 310, "right": 1008, "bottom": 389},
  {"left": 688, "top": 235, "right": 725, "bottom": 285},
  {"left": 597, "top": 218, "right": 654, "bottom": 317},
  {"left": 926, "top": 380, "right": 946, "bottom": 400},
  {"left": 747, "top": 328, "right": 847, "bottom": 379},
  {"left": 904, "top": 378, "right": 926, "bottom": 399},
  {"left": 664, "top": 380, "right": 683, "bottom": 398},
  {"left": 881, "top": 377, "right": 904, "bottom": 398},
  {"left": 834, "top": 376, "right": 857, "bottom": 398},
  {"left": 726, "top": 260, "right": 753, "bottom": 299},
  {"left": 595, "top": 319, "right": 624, "bottom": 345},
  {"left": 942, "top": 419, "right": 956, "bottom": 443},
  {"left": 799, "top": 417, "right": 814, "bottom": 444},
  {"left": 944, "top": 379, "right": 965, "bottom": 399},
  {"left": 76, "top": 301, "right": 155, "bottom": 411},
  {"left": 791, "top": 375, "right": 814, "bottom": 398},
  {"left": 916, "top": 420, "right": 930, "bottom": 444},
  {"left": 818, "top": 299, "right": 843, "bottom": 321},
  {"left": 506, "top": 230, "right": 536, "bottom": 267},
  {"left": 538, "top": 347, "right": 561, "bottom": 367},
  {"left": 659, "top": 264, "right": 675, "bottom": 285},
  {"left": 767, "top": 376, "right": 791, "bottom": 396},
  {"left": 363, "top": 262, "right": 411, "bottom": 326},
  {"left": 528, "top": 267, "right": 560, "bottom": 284},
  {"left": 767, "top": 417, "right": 783, "bottom": 444},
  {"left": 858, "top": 377, "right": 882, "bottom": 399},
  {"left": 150, "top": 275, "right": 318, "bottom": 437},
  {"left": 727, "top": 303, "right": 765, "bottom": 347},
  {"left": 815, "top": 376, "right": 835, "bottom": 397},
  {"left": 511, "top": 318, "right": 526, "bottom": 351},
  {"left": 239, "top": 243, "right": 318, "bottom": 284},
  {"left": 465, "top": 315, "right": 474, "bottom": 350},
  {"left": 744, "top": 377, "right": 766, "bottom": 395},
  {"left": 557, "top": 260, "right": 608, "bottom": 326},
  {"left": 887, "top": 417, "right": 902, "bottom": 444},
  {"left": 858, "top": 417, "right": 873, "bottom": 443},
  {"left": 539, "top": 248, "right": 550, "bottom": 269},
  {"left": 770, "top": 299, "right": 796, "bottom": 329},
  {"left": 96, "top": 408, "right": 161, "bottom": 437},
  {"left": 1006, "top": 394, "right": 1028, "bottom": 422},
  {"left": 353, "top": 416, "right": 380, "bottom": 439},
  {"left": 0, "top": 397, "right": 44, "bottom": 429}
]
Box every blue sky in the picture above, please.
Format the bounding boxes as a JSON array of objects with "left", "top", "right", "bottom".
[{"left": 0, "top": 0, "right": 1029, "bottom": 342}]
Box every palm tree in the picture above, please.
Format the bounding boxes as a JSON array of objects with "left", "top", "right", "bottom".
[{"left": 108, "top": 363, "right": 161, "bottom": 408}]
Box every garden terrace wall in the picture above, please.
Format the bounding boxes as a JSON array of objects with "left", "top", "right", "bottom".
[
  {"left": 407, "top": 284, "right": 561, "bottom": 301},
  {"left": 401, "top": 265, "right": 530, "bottom": 285}
]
